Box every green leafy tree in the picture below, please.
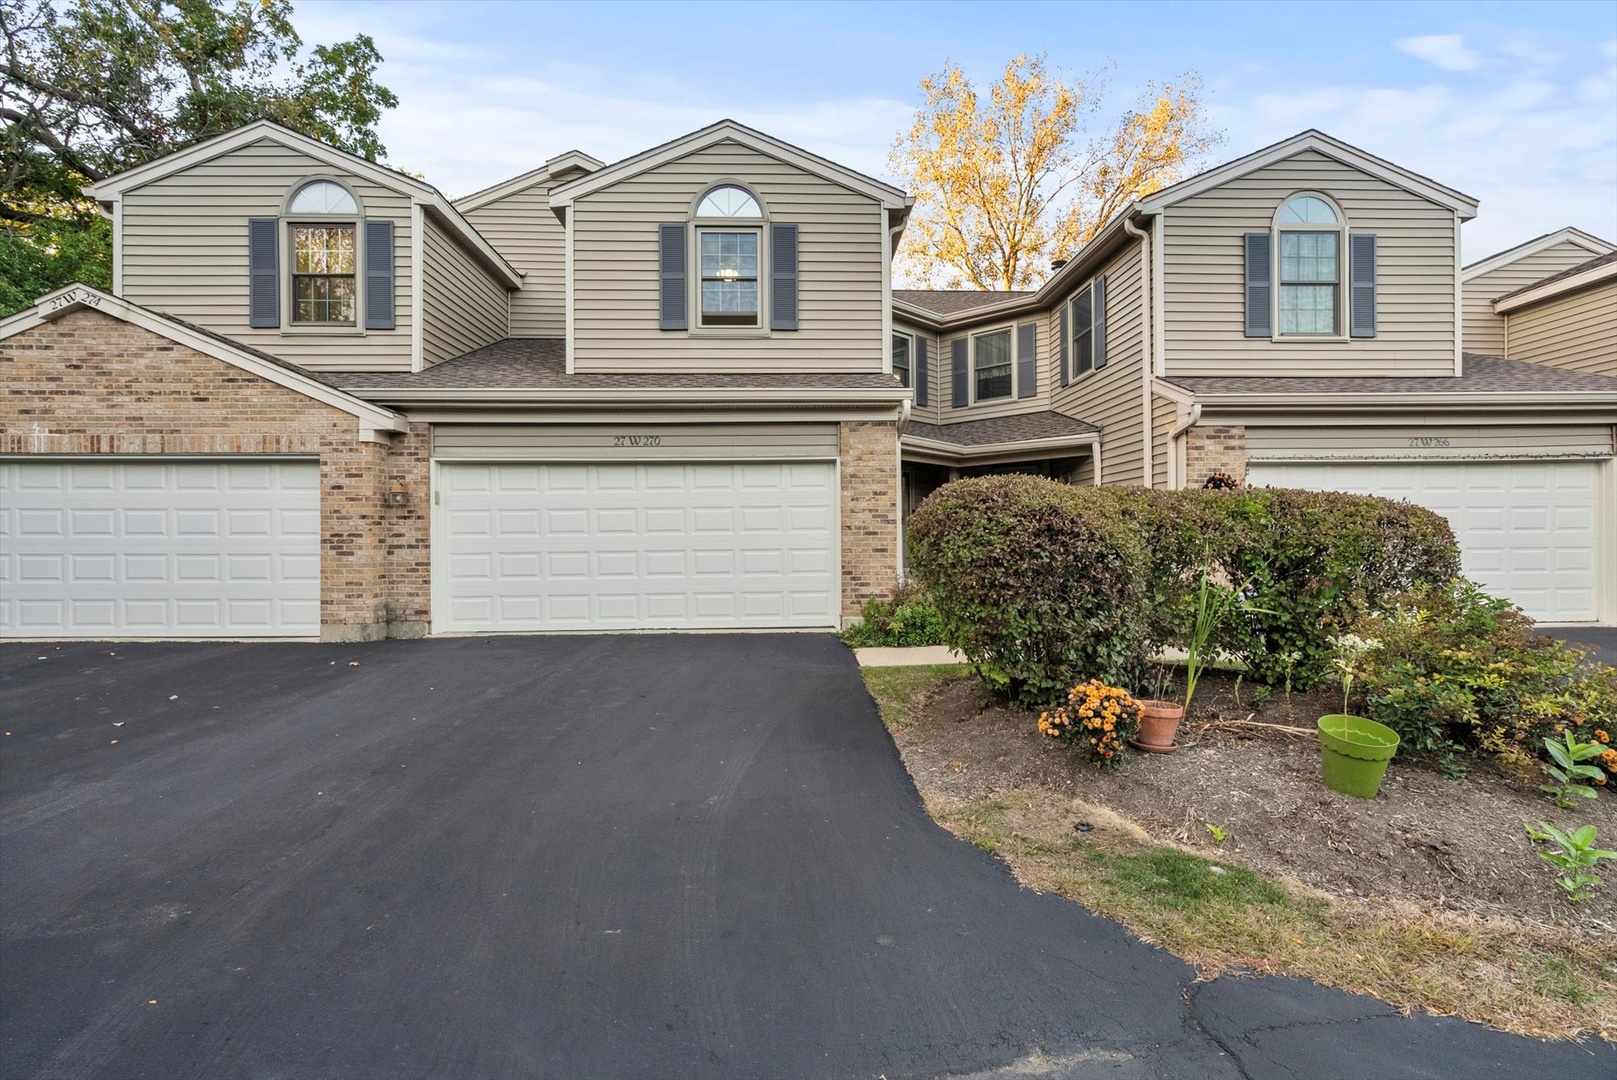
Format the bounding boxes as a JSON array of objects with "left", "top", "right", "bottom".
[{"left": 1, "top": 0, "right": 398, "bottom": 313}]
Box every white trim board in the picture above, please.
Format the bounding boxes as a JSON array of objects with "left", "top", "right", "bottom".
[
  {"left": 1, "top": 283, "right": 407, "bottom": 438},
  {"left": 1462, "top": 227, "right": 1615, "bottom": 280},
  {"left": 1493, "top": 259, "right": 1617, "bottom": 314},
  {"left": 85, "top": 121, "right": 521, "bottom": 289}
]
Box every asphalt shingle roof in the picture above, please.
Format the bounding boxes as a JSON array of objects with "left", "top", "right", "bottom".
[
  {"left": 1164, "top": 353, "right": 1617, "bottom": 397},
  {"left": 904, "top": 411, "right": 1098, "bottom": 446},
  {"left": 1496, "top": 250, "right": 1617, "bottom": 302},
  {"left": 330, "top": 339, "right": 904, "bottom": 390},
  {"left": 893, "top": 290, "right": 1036, "bottom": 315}
]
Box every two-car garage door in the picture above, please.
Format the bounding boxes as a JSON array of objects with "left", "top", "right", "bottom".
[
  {"left": 435, "top": 461, "right": 839, "bottom": 632},
  {"left": 0, "top": 459, "right": 320, "bottom": 638},
  {"left": 1246, "top": 459, "right": 1606, "bottom": 623}
]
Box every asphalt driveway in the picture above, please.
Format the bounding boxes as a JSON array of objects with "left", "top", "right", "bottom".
[
  {"left": 1, "top": 635, "right": 1610, "bottom": 1079},
  {"left": 1545, "top": 624, "right": 1617, "bottom": 667}
]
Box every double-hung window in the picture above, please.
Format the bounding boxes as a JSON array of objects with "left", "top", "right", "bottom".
[
  {"left": 698, "top": 230, "right": 759, "bottom": 327},
  {"left": 892, "top": 332, "right": 912, "bottom": 388},
  {"left": 1276, "top": 194, "right": 1342, "bottom": 336},
  {"left": 287, "top": 180, "right": 361, "bottom": 326},
  {"left": 973, "top": 329, "right": 1012, "bottom": 401},
  {"left": 291, "top": 225, "right": 357, "bottom": 325},
  {"left": 1071, "top": 287, "right": 1095, "bottom": 376}
]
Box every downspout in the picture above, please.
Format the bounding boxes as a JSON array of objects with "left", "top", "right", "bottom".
[
  {"left": 1123, "top": 215, "right": 1152, "bottom": 487},
  {"left": 1167, "top": 403, "right": 1202, "bottom": 490}
]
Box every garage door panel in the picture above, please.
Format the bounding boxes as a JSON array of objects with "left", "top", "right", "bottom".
[
  {"left": 1, "top": 460, "right": 320, "bottom": 638},
  {"left": 438, "top": 461, "right": 838, "bottom": 631},
  {"left": 1247, "top": 459, "right": 1601, "bottom": 623}
]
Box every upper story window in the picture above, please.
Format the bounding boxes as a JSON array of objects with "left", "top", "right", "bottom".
[
  {"left": 288, "top": 180, "right": 359, "bottom": 214},
  {"left": 696, "top": 185, "right": 762, "bottom": 218},
  {"left": 284, "top": 179, "right": 362, "bottom": 326},
  {"left": 973, "top": 328, "right": 1013, "bottom": 401},
  {"left": 1275, "top": 193, "right": 1344, "bottom": 336},
  {"left": 892, "top": 332, "right": 912, "bottom": 388},
  {"left": 292, "top": 226, "right": 357, "bottom": 325},
  {"left": 693, "top": 184, "right": 765, "bottom": 328}
]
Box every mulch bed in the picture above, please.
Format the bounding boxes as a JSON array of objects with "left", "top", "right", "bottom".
[{"left": 893, "top": 670, "right": 1617, "bottom": 931}]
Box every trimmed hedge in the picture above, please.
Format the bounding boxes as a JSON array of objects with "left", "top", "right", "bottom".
[
  {"left": 905, "top": 475, "right": 1151, "bottom": 707},
  {"left": 906, "top": 475, "right": 1460, "bottom": 705}
]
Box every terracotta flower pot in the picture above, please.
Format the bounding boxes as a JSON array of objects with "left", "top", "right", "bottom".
[{"left": 1130, "top": 699, "right": 1185, "bottom": 754}]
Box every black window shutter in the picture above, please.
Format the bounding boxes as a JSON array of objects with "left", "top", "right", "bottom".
[
  {"left": 659, "top": 223, "right": 687, "bottom": 330},
  {"left": 770, "top": 222, "right": 799, "bottom": 330},
  {"left": 1093, "top": 275, "right": 1108, "bottom": 370},
  {"left": 950, "top": 339, "right": 968, "bottom": 408},
  {"left": 1349, "top": 233, "right": 1377, "bottom": 338},
  {"left": 1244, "top": 232, "right": 1272, "bottom": 338},
  {"left": 363, "top": 219, "right": 395, "bottom": 330},
  {"left": 1058, "top": 303, "right": 1070, "bottom": 387},
  {"left": 1016, "top": 322, "right": 1037, "bottom": 398},
  {"left": 915, "top": 336, "right": 929, "bottom": 407},
  {"left": 248, "top": 218, "right": 279, "bottom": 328}
]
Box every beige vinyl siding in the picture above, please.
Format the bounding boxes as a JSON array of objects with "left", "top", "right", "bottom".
[
  {"left": 894, "top": 319, "right": 941, "bottom": 425},
  {"left": 1502, "top": 280, "right": 1617, "bottom": 377},
  {"left": 1245, "top": 423, "right": 1614, "bottom": 462},
  {"left": 1052, "top": 242, "right": 1146, "bottom": 485},
  {"left": 420, "top": 215, "right": 508, "bottom": 366},
  {"left": 937, "top": 316, "right": 1054, "bottom": 423},
  {"left": 461, "top": 180, "right": 565, "bottom": 337},
  {"left": 570, "top": 141, "right": 884, "bottom": 372},
  {"left": 432, "top": 422, "right": 838, "bottom": 460},
  {"left": 1161, "top": 149, "right": 1456, "bottom": 377},
  {"left": 1464, "top": 240, "right": 1604, "bottom": 355},
  {"left": 1152, "top": 396, "right": 1176, "bottom": 488},
  {"left": 119, "top": 137, "right": 413, "bottom": 370}
]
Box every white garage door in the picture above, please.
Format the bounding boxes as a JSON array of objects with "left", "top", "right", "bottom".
[
  {"left": 1246, "top": 460, "right": 1603, "bottom": 622},
  {"left": 0, "top": 460, "right": 320, "bottom": 638},
  {"left": 437, "top": 461, "right": 838, "bottom": 632}
]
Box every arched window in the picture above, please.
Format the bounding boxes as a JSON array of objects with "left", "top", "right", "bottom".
[
  {"left": 1273, "top": 192, "right": 1346, "bottom": 336},
  {"left": 286, "top": 180, "right": 360, "bottom": 325},
  {"left": 288, "top": 180, "right": 359, "bottom": 214},
  {"left": 692, "top": 185, "right": 765, "bottom": 327},
  {"left": 695, "top": 184, "right": 762, "bottom": 219}
]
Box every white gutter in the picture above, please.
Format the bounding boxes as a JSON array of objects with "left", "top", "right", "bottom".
[
  {"left": 1124, "top": 216, "right": 1152, "bottom": 486},
  {"left": 1493, "top": 260, "right": 1617, "bottom": 313},
  {"left": 1184, "top": 391, "right": 1617, "bottom": 409},
  {"left": 342, "top": 385, "right": 915, "bottom": 408},
  {"left": 901, "top": 432, "right": 1102, "bottom": 471}
]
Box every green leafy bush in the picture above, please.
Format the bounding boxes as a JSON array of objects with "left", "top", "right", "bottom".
[
  {"left": 1355, "top": 579, "right": 1617, "bottom": 770},
  {"left": 906, "top": 475, "right": 1151, "bottom": 707},
  {"left": 842, "top": 584, "right": 946, "bottom": 647}
]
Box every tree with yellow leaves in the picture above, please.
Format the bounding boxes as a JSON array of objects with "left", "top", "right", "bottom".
[{"left": 891, "top": 55, "right": 1221, "bottom": 290}]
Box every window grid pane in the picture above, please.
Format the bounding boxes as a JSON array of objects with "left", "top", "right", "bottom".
[
  {"left": 892, "top": 333, "right": 911, "bottom": 388},
  {"left": 1072, "top": 287, "right": 1095, "bottom": 374},
  {"left": 1278, "top": 230, "right": 1338, "bottom": 334},
  {"left": 1279, "top": 284, "right": 1337, "bottom": 335},
  {"left": 974, "top": 330, "right": 1012, "bottom": 400},
  {"left": 699, "top": 230, "right": 759, "bottom": 326},
  {"left": 291, "top": 225, "right": 356, "bottom": 324}
]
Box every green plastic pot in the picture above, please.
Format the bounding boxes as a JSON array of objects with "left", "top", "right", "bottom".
[{"left": 1317, "top": 714, "right": 1400, "bottom": 799}]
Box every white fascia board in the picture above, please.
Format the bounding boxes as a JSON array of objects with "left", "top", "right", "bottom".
[
  {"left": 891, "top": 212, "right": 1140, "bottom": 331},
  {"left": 1150, "top": 377, "right": 1195, "bottom": 406},
  {"left": 1462, "top": 227, "right": 1616, "bottom": 280},
  {"left": 901, "top": 433, "right": 1100, "bottom": 466},
  {"left": 452, "top": 165, "right": 552, "bottom": 211},
  {"left": 6, "top": 284, "right": 407, "bottom": 433},
  {"left": 340, "top": 386, "right": 914, "bottom": 409},
  {"left": 416, "top": 201, "right": 523, "bottom": 288},
  {"left": 1191, "top": 392, "right": 1617, "bottom": 413},
  {"left": 1134, "top": 130, "right": 1479, "bottom": 219},
  {"left": 549, "top": 120, "right": 909, "bottom": 210},
  {"left": 1493, "top": 261, "right": 1617, "bottom": 313},
  {"left": 84, "top": 120, "right": 521, "bottom": 289}
]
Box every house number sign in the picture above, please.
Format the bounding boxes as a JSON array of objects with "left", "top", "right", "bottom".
[
  {"left": 1407, "top": 436, "right": 1452, "bottom": 448},
  {"left": 612, "top": 434, "right": 664, "bottom": 447},
  {"left": 47, "top": 289, "right": 101, "bottom": 311}
]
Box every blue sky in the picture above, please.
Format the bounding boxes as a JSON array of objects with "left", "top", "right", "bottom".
[{"left": 299, "top": 0, "right": 1617, "bottom": 263}]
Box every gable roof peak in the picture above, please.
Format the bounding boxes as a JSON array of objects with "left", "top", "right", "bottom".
[{"left": 1461, "top": 226, "right": 1616, "bottom": 279}]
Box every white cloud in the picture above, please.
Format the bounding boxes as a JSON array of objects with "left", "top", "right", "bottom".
[
  {"left": 1210, "top": 42, "right": 1617, "bottom": 261},
  {"left": 1395, "top": 34, "right": 1483, "bottom": 72}
]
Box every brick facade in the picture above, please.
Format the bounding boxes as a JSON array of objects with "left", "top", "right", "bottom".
[
  {"left": 838, "top": 419, "right": 900, "bottom": 620},
  {"left": 0, "top": 309, "right": 428, "bottom": 640},
  {"left": 1184, "top": 425, "right": 1248, "bottom": 488}
]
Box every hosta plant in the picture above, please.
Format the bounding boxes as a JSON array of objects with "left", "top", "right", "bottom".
[{"left": 1524, "top": 822, "right": 1617, "bottom": 902}]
